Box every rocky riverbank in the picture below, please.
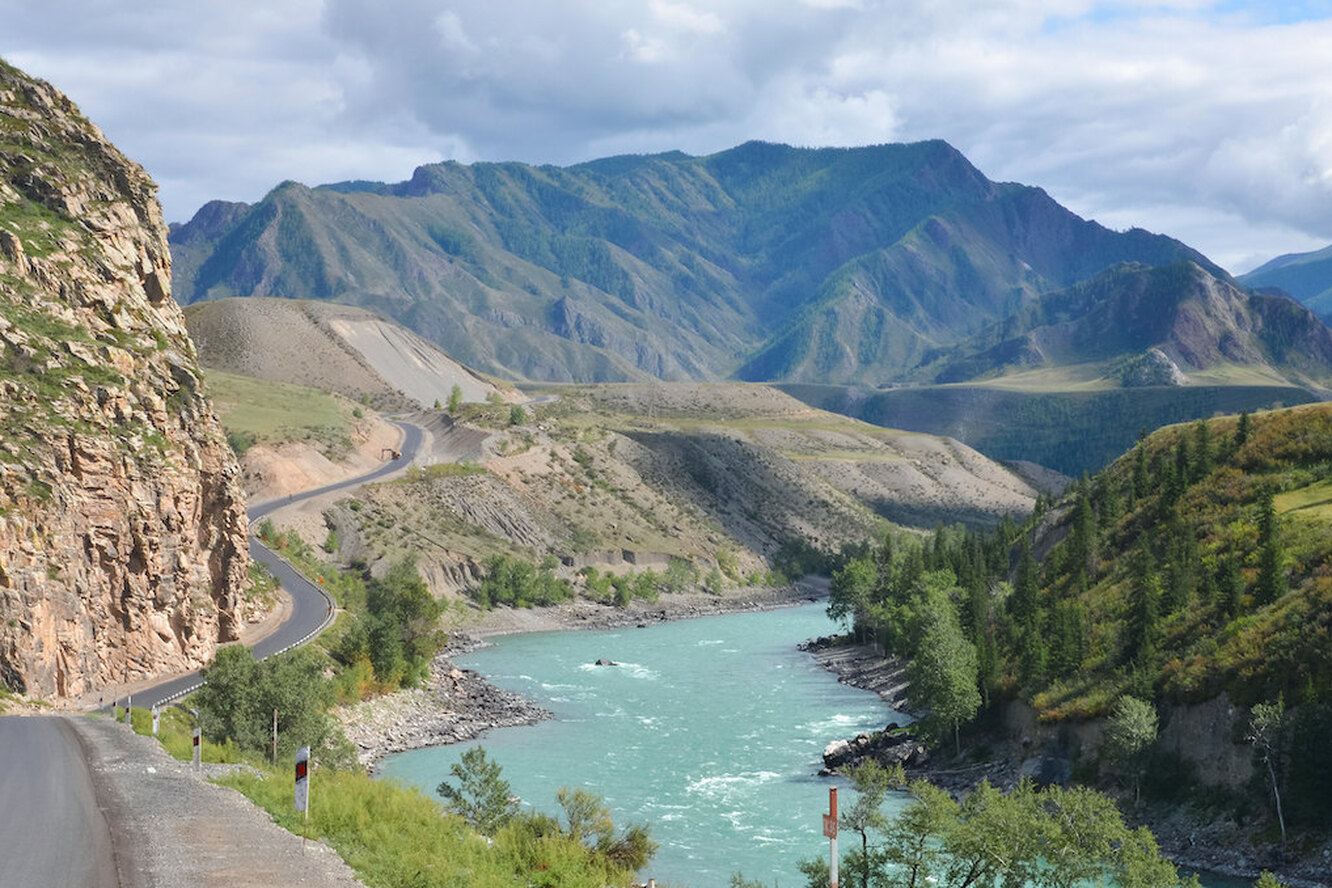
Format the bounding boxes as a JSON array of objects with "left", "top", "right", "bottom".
[
  {"left": 802, "top": 634, "right": 1332, "bottom": 888},
  {"left": 339, "top": 582, "right": 826, "bottom": 769},
  {"left": 336, "top": 635, "right": 551, "bottom": 771}
]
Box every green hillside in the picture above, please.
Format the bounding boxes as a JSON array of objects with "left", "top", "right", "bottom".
[
  {"left": 169, "top": 141, "right": 1216, "bottom": 386},
  {"left": 828, "top": 403, "right": 1332, "bottom": 830},
  {"left": 1241, "top": 244, "right": 1332, "bottom": 322},
  {"left": 780, "top": 382, "right": 1317, "bottom": 475}
]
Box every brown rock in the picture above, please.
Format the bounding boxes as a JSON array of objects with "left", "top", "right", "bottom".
[{"left": 0, "top": 60, "right": 249, "bottom": 700}]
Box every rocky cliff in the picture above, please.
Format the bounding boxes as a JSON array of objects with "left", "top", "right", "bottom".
[{"left": 0, "top": 60, "right": 249, "bottom": 699}]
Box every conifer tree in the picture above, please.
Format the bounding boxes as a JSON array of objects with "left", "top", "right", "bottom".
[
  {"left": 1131, "top": 440, "right": 1150, "bottom": 504},
  {"left": 1235, "top": 409, "right": 1252, "bottom": 450},
  {"left": 1123, "top": 542, "right": 1162, "bottom": 666},
  {"left": 1192, "top": 419, "right": 1214, "bottom": 480},
  {"left": 1255, "top": 491, "right": 1286, "bottom": 606}
]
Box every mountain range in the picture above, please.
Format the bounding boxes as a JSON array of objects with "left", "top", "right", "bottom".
[
  {"left": 171, "top": 140, "right": 1308, "bottom": 389},
  {"left": 1240, "top": 243, "right": 1332, "bottom": 323}
]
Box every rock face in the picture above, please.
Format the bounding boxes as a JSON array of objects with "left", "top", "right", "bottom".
[{"left": 0, "top": 60, "right": 249, "bottom": 699}]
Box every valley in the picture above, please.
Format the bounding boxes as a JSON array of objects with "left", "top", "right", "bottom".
[{"left": 5, "top": 47, "right": 1332, "bottom": 888}]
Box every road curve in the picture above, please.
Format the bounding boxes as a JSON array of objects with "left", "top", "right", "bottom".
[
  {"left": 0, "top": 717, "right": 120, "bottom": 888},
  {"left": 129, "top": 419, "right": 423, "bottom": 709}
]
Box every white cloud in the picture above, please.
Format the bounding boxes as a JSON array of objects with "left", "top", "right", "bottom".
[
  {"left": 649, "top": 0, "right": 726, "bottom": 35},
  {"left": 3, "top": 0, "right": 1332, "bottom": 270}
]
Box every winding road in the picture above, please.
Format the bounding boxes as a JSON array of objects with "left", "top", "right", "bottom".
[
  {"left": 0, "top": 419, "right": 422, "bottom": 887},
  {"left": 126, "top": 418, "right": 423, "bottom": 709}
]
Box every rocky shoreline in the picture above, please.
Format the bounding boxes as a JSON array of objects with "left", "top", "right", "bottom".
[
  {"left": 803, "top": 634, "right": 1332, "bottom": 888},
  {"left": 336, "top": 634, "right": 551, "bottom": 771},
  {"left": 339, "top": 583, "right": 825, "bottom": 770}
]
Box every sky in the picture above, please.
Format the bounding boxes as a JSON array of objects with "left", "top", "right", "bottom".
[{"left": 4, "top": 1, "right": 1332, "bottom": 273}]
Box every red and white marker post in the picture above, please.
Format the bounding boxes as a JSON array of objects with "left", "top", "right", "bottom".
[
  {"left": 295, "top": 745, "right": 311, "bottom": 854},
  {"left": 823, "top": 786, "right": 838, "bottom": 888}
]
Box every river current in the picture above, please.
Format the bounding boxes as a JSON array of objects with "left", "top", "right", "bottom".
[
  {"left": 379, "top": 602, "right": 898, "bottom": 886},
  {"left": 378, "top": 602, "right": 1243, "bottom": 888}
]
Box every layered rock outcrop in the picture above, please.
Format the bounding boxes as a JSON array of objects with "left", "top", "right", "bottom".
[{"left": 0, "top": 60, "right": 248, "bottom": 699}]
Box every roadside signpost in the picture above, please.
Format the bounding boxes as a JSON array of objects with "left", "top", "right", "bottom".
[
  {"left": 824, "top": 787, "right": 838, "bottom": 888},
  {"left": 295, "top": 745, "right": 311, "bottom": 854}
]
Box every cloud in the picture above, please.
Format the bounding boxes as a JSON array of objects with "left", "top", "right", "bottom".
[{"left": 3, "top": 0, "right": 1332, "bottom": 270}]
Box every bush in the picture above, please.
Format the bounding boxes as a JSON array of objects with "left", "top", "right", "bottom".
[
  {"left": 471, "top": 554, "right": 574, "bottom": 609},
  {"left": 193, "top": 646, "right": 355, "bottom": 768},
  {"left": 333, "top": 558, "right": 445, "bottom": 689}
]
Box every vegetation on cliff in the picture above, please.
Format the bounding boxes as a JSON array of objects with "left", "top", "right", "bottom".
[{"left": 0, "top": 58, "right": 249, "bottom": 700}]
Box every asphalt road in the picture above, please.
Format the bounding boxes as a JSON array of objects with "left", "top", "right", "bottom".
[
  {"left": 124, "top": 418, "right": 423, "bottom": 710},
  {"left": 0, "top": 420, "right": 423, "bottom": 886},
  {"left": 0, "top": 717, "right": 120, "bottom": 888}
]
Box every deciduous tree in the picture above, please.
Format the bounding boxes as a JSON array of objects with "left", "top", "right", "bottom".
[{"left": 436, "top": 745, "right": 519, "bottom": 835}]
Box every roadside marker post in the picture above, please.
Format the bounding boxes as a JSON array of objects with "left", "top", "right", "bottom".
[
  {"left": 190, "top": 708, "right": 201, "bottom": 771},
  {"left": 824, "top": 787, "right": 838, "bottom": 888},
  {"left": 125, "top": 695, "right": 132, "bottom": 727},
  {"left": 295, "top": 745, "right": 311, "bottom": 854},
  {"left": 151, "top": 705, "right": 160, "bottom": 736}
]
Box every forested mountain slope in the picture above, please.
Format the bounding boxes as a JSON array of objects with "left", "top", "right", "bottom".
[
  {"left": 169, "top": 141, "right": 1214, "bottom": 386},
  {"left": 827, "top": 402, "right": 1332, "bottom": 859}
]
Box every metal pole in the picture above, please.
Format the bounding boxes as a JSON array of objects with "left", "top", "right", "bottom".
[
  {"left": 829, "top": 787, "right": 839, "bottom": 888},
  {"left": 272, "top": 709, "right": 278, "bottom": 765}
]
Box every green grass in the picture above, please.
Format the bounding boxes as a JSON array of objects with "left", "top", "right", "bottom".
[
  {"left": 1275, "top": 480, "right": 1332, "bottom": 520},
  {"left": 119, "top": 704, "right": 253, "bottom": 765},
  {"left": 204, "top": 369, "right": 354, "bottom": 456},
  {"left": 217, "top": 767, "right": 641, "bottom": 888}
]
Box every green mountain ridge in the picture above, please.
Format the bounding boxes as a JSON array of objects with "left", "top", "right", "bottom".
[
  {"left": 169, "top": 140, "right": 1220, "bottom": 387},
  {"left": 1240, "top": 243, "right": 1332, "bottom": 323}
]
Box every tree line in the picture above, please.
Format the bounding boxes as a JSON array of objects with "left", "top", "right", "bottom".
[{"left": 828, "top": 406, "right": 1332, "bottom": 836}]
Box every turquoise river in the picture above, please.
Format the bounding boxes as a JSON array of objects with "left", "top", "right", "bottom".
[{"left": 378, "top": 602, "right": 1242, "bottom": 888}]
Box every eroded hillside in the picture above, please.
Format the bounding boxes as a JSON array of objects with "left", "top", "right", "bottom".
[
  {"left": 314, "top": 384, "right": 1046, "bottom": 597},
  {"left": 185, "top": 297, "right": 510, "bottom": 410}
]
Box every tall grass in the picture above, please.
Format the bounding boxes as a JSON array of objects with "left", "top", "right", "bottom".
[{"left": 218, "top": 768, "right": 639, "bottom": 888}]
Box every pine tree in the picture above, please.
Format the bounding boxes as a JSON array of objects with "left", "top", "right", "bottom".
[
  {"left": 1192, "top": 419, "right": 1214, "bottom": 480},
  {"left": 1123, "top": 542, "right": 1162, "bottom": 666},
  {"left": 1131, "top": 440, "right": 1150, "bottom": 503},
  {"left": 1235, "top": 409, "right": 1252, "bottom": 450},
  {"left": 1219, "top": 556, "right": 1245, "bottom": 618},
  {"left": 1255, "top": 491, "right": 1286, "bottom": 606},
  {"left": 1010, "top": 537, "right": 1039, "bottom": 630}
]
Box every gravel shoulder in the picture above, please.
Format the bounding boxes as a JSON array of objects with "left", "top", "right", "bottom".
[{"left": 71, "top": 716, "right": 365, "bottom": 888}]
